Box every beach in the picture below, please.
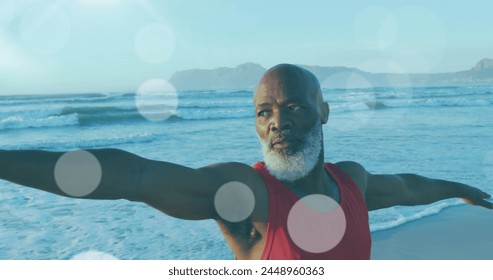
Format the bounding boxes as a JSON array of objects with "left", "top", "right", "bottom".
[
  {"left": 1, "top": 87, "right": 492, "bottom": 259},
  {"left": 371, "top": 204, "right": 493, "bottom": 260}
]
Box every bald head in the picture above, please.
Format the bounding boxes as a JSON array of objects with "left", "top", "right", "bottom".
[
  {"left": 255, "top": 64, "right": 328, "bottom": 120},
  {"left": 256, "top": 64, "right": 322, "bottom": 102}
]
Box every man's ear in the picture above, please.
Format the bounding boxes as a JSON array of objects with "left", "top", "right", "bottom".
[{"left": 320, "top": 102, "right": 329, "bottom": 124}]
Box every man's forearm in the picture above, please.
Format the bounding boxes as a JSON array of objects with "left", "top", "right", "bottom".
[
  {"left": 401, "top": 173, "right": 469, "bottom": 205},
  {"left": 0, "top": 149, "right": 143, "bottom": 201}
]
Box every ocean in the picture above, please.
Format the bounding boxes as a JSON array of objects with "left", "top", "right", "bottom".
[{"left": 1, "top": 86, "right": 492, "bottom": 259}]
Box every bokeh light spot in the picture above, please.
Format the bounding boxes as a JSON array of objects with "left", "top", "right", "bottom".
[
  {"left": 70, "top": 250, "right": 118, "bottom": 260},
  {"left": 134, "top": 22, "right": 176, "bottom": 64},
  {"left": 214, "top": 181, "right": 255, "bottom": 223},
  {"left": 135, "top": 78, "right": 178, "bottom": 122},
  {"left": 287, "top": 194, "right": 346, "bottom": 253},
  {"left": 54, "top": 150, "right": 102, "bottom": 197}
]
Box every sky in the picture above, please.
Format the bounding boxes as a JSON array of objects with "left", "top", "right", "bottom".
[{"left": 0, "top": 0, "right": 492, "bottom": 94}]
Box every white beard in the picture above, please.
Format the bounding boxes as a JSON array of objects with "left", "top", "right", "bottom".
[{"left": 259, "top": 123, "right": 322, "bottom": 182}]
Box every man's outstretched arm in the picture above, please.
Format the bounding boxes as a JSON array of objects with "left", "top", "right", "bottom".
[
  {"left": 0, "top": 149, "right": 143, "bottom": 200},
  {"left": 336, "top": 161, "right": 492, "bottom": 211},
  {"left": 365, "top": 173, "right": 492, "bottom": 211},
  {"left": 0, "top": 149, "right": 263, "bottom": 220}
]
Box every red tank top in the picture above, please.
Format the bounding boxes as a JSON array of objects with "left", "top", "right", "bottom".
[{"left": 253, "top": 162, "right": 371, "bottom": 260}]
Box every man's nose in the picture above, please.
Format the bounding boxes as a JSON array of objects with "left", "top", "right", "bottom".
[{"left": 270, "top": 109, "right": 292, "bottom": 132}]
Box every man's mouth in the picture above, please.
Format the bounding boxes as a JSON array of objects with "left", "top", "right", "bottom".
[{"left": 271, "top": 137, "right": 300, "bottom": 149}]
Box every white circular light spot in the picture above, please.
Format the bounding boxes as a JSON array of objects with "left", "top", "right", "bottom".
[
  {"left": 214, "top": 181, "right": 255, "bottom": 222},
  {"left": 287, "top": 194, "right": 346, "bottom": 253},
  {"left": 71, "top": 250, "right": 118, "bottom": 260},
  {"left": 135, "top": 78, "right": 178, "bottom": 122},
  {"left": 54, "top": 150, "right": 102, "bottom": 197},
  {"left": 19, "top": 3, "right": 71, "bottom": 55},
  {"left": 134, "top": 22, "right": 176, "bottom": 64}
]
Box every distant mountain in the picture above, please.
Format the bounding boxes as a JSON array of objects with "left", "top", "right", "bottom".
[
  {"left": 169, "top": 63, "right": 265, "bottom": 91},
  {"left": 473, "top": 58, "right": 493, "bottom": 71},
  {"left": 169, "top": 59, "right": 493, "bottom": 91}
]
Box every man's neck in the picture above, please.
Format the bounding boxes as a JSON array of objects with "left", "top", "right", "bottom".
[{"left": 283, "top": 160, "right": 339, "bottom": 201}]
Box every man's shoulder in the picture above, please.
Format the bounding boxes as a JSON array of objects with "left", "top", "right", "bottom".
[
  {"left": 198, "top": 161, "right": 265, "bottom": 189},
  {"left": 200, "top": 161, "right": 261, "bottom": 174},
  {"left": 333, "top": 161, "right": 366, "bottom": 174},
  {"left": 333, "top": 161, "right": 368, "bottom": 194}
]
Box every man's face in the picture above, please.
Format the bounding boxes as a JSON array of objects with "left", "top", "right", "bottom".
[{"left": 254, "top": 68, "right": 324, "bottom": 182}]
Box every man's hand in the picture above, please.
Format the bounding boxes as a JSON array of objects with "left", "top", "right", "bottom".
[{"left": 460, "top": 186, "right": 493, "bottom": 209}]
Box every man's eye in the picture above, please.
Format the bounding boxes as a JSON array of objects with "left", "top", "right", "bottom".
[
  {"left": 288, "top": 105, "right": 301, "bottom": 111},
  {"left": 257, "top": 110, "right": 270, "bottom": 117}
]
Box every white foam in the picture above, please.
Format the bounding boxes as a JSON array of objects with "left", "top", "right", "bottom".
[
  {"left": 1, "top": 132, "right": 157, "bottom": 150},
  {"left": 370, "top": 200, "right": 464, "bottom": 232},
  {"left": 1, "top": 87, "right": 492, "bottom": 259},
  {"left": 70, "top": 250, "right": 118, "bottom": 260},
  {"left": 0, "top": 113, "right": 78, "bottom": 130}
]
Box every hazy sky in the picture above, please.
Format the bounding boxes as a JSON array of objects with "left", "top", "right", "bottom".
[{"left": 1, "top": 0, "right": 492, "bottom": 94}]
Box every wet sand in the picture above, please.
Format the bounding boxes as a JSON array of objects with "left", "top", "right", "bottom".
[{"left": 371, "top": 204, "right": 493, "bottom": 260}]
